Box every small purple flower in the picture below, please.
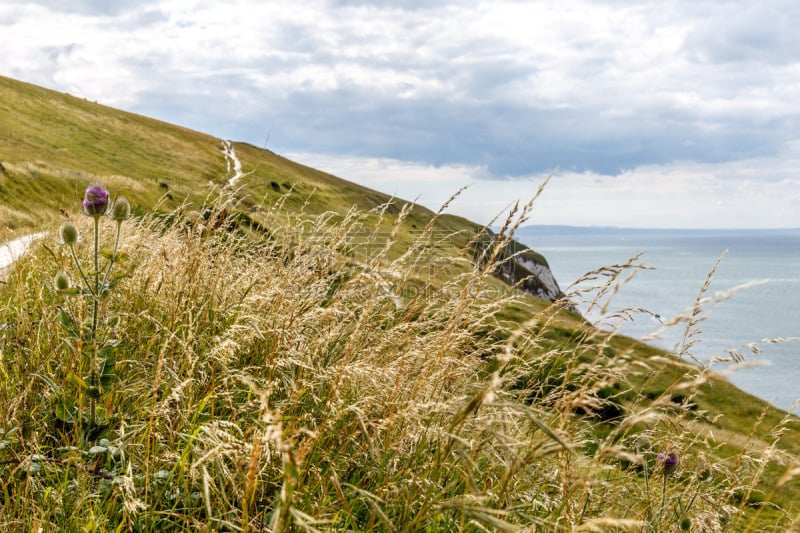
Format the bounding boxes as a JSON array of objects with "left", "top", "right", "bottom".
[
  {"left": 658, "top": 452, "right": 679, "bottom": 475},
  {"left": 83, "top": 183, "right": 110, "bottom": 217}
]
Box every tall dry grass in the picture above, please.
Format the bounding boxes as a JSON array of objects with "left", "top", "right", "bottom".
[{"left": 0, "top": 195, "right": 797, "bottom": 532}]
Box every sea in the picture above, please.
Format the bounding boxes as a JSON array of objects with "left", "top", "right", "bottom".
[{"left": 515, "top": 226, "right": 800, "bottom": 412}]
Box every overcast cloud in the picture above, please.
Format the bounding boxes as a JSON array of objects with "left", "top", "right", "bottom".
[{"left": 2, "top": 0, "right": 800, "bottom": 227}]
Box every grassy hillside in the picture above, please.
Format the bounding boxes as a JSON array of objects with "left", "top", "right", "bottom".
[
  {"left": 0, "top": 76, "right": 473, "bottom": 245},
  {"left": 1, "top": 75, "right": 535, "bottom": 292},
  {"left": 1, "top": 75, "right": 799, "bottom": 531}
]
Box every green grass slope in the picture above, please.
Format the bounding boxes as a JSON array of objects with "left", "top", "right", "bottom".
[
  {"left": 1, "top": 75, "right": 468, "bottom": 244},
  {"left": 0, "top": 74, "right": 799, "bottom": 531}
]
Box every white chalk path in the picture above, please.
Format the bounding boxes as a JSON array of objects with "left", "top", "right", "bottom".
[
  {"left": 0, "top": 232, "right": 46, "bottom": 275},
  {"left": 222, "top": 140, "right": 244, "bottom": 187}
]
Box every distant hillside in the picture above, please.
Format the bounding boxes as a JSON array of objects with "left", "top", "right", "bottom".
[{"left": 0, "top": 74, "right": 563, "bottom": 303}]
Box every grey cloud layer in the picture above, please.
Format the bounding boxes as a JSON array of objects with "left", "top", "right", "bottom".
[
  {"left": 3, "top": 0, "right": 800, "bottom": 180},
  {"left": 22, "top": 0, "right": 159, "bottom": 15}
]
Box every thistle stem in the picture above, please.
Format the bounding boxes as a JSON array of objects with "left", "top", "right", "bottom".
[
  {"left": 67, "top": 243, "right": 95, "bottom": 297},
  {"left": 89, "top": 215, "right": 100, "bottom": 428},
  {"left": 101, "top": 221, "right": 122, "bottom": 289},
  {"left": 655, "top": 471, "right": 668, "bottom": 528},
  {"left": 93, "top": 216, "right": 99, "bottom": 334}
]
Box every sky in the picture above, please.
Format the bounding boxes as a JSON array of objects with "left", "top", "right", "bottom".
[{"left": 2, "top": 0, "right": 800, "bottom": 228}]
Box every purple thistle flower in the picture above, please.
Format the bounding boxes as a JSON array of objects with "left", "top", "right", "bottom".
[
  {"left": 83, "top": 183, "right": 110, "bottom": 217},
  {"left": 657, "top": 452, "right": 679, "bottom": 475}
]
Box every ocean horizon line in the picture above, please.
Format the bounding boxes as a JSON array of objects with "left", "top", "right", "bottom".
[{"left": 516, "top": 224, "right": 800, "bottom": 233}]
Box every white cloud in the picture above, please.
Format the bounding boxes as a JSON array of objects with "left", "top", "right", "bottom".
[{"left": 288, "top": 147, "right": 800, "bottom": 229}]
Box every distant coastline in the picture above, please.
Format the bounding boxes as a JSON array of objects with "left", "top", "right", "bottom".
[{"left": 517, "top": 224, "right": 800, "bottom": 236}]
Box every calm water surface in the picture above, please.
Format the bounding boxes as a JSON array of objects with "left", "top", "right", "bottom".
[{"left": 516, "top": 227, "right": 800, "bottom": 411}]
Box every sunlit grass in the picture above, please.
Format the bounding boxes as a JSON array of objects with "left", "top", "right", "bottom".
[{"left": 0, "top": 192, "right": 798, "bottom": 532}]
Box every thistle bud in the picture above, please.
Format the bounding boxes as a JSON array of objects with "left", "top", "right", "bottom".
[
  {"left": 82, "top": 183, "right": 110, "bottom": 217},
  {"left": 54, "top": 271, "right": 71, "bottom": 291},
  {"left": 111, "top": 196, "right": 131, "bottom": 222},
  {"left": 59, "top": 221, "right": 79, "bottom": 245},
  {"left": 634, "top": 434, "right": 651, "bottom": 451},
  {"left": 695, "top": 462, "right": 712, "bottom": 482}
]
